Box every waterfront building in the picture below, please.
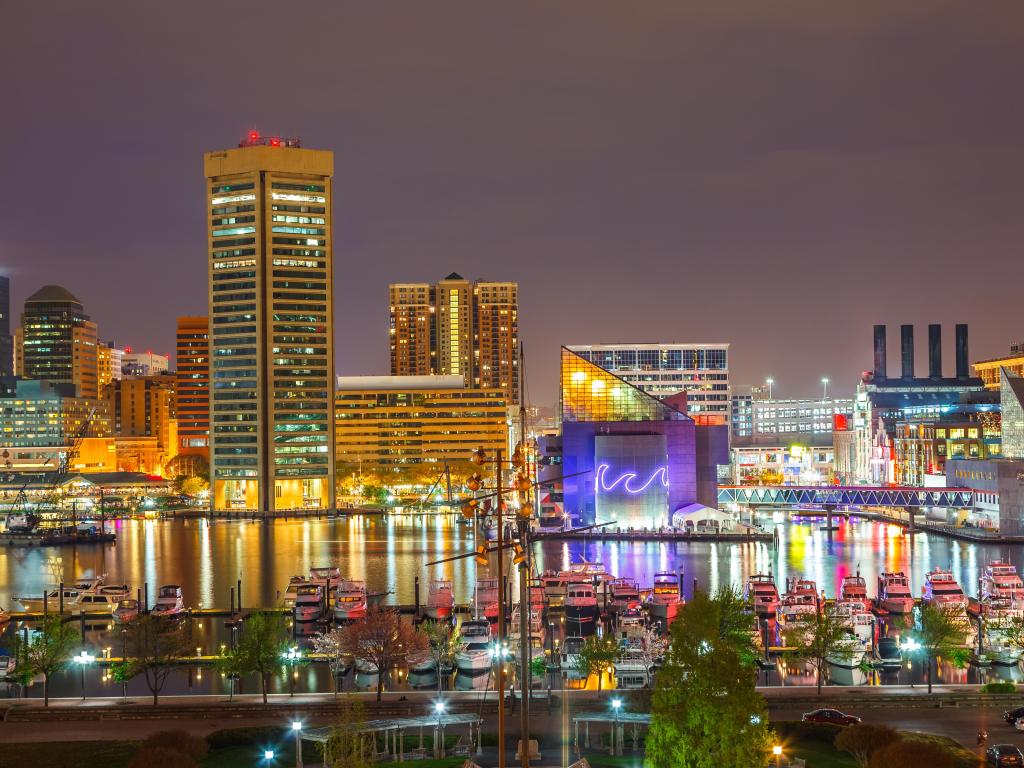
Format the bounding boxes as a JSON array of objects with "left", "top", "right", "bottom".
[
  {"left": 891, "top": 414, "right": 1000, "bottom": 486},
  {"left": 19, "top": 285, "right": 99, "bottom": 398},
  {"left": 334, "top": 375, "right": 507, "bottom": 473},
  {"left": 0, "top": 276, "right": 12, "bottom": 377},
  {"left": 973, "top": 343, "right": 1024, "bottom": 390},
  {"left": 122, "top": 349, "right": 169, "bottom": 377},
  {"left": 105, "top": 374, "right": 178, "bottom": 473},
  {"left": 97, "top": 341, "right": 124, "bottom": 389},
  {"left": 564, "top": 343, "right": 729, "bottom": 420},
  {"left": 205, "top": 133, "right": 335, "bottom": 513},
  {"left": 730, "top": 436, "right": 836, "bottom": 485},
  {"left": 389, "top": 274, "right": 519, "bottom": 404},
  {"left": 559, "top": 347, "right": 728, "bottom": 528},
  {"left": 175, "top": 316, "right": 210, "bottom": 459},
  {"left": 730, "top": 384, "right": 767, "bottom": 438}
]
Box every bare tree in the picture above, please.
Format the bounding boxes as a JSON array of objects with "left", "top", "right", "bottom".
[
  {"left": 338, "top": 606, "right": 427, "bottom": 700},
  {"left": 124, "top": 614, "right": 192, "bottom": 705}
]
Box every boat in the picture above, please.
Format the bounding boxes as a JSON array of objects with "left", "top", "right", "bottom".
[
  {"left": 333, "top": 579, "right": 368, "bottom": 622},
  {"left": 826, "top": 642, "right": 869, "bottom": 686},
  {"left": 776, "top": 593, "right": 818, "bottom": 644},
  {"left": 840, "top": 571, "right": 870, "bottom": 609},
  {"left": 75, "top": 592, "right": 121, "bottom": 613},
  {"left": 981, "top": 561, "right": 1024, "bottom": 604},
  {"left": 561, "top": 635, "right": 586, "bottom": 676},
  {"left": 836, "top": 600, "right": 875, "bottom": 648},
  {"left": 309, "top": 566, "right": 343, "bottom": 596},
  {"left": 872, "top": 636, "right": 903, "bottom": 670},
  {"left": 745, "top": 573, "right": 780, "bottom": 618},
  {"left": 455, "top": 619, "right": 492, "bottom": 674},
  {"left": 608, "top": 578, "right": 642, "bottom": 613},
  {"left": 982, "top": 597, "right": 1024, "bottom": 665},
  {"left": 152, "top": 585, "right": 185, "bottom": 617},
  {"left": 407, "top": 650, "right": 438, "bottom": 687},
  {"left": 647, "top": 572, "right": 683, "bottom": 623},
  {"left": 565, "top": 582, "right": 598, "bottom": 635},
  {"left": 281, "top": 576, "right": 309, "bottom": 609},
  {"left": 614, "top": 641, "right": 652, "bottom": 689},
  {"left": 877, "top": 572, "right": 915, "bottom": 615},
  {"left": 16, "top": 576, "right": 105, "bottom": 613},
  {"left": 113, "top": 599, "right": 140, "bottom": 623},
  {"left": 424, "top": 579, "right": 454, "bottom": 620},
  {"left": 542, "top": 562, "right": 614, "bottom": 606},
  {"left": 474, "top": 577, "right": 500, "bottom": 622},
  {"left": 922, "top": 568, "right": 967, "bottom": 608},
  {"left": 784, "top": 578, "right": 820, "bottom": 609},
  {"left": 292, "top": 584, "right": 324, "bottom": 623}
]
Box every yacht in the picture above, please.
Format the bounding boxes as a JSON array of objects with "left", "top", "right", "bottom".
[
  {"left": 840, "top": 572, "right": 870, "bottom": 608},
  {"left": 561, "top": 635, "right": 586, "bottom": 677},
  {"left": 75, "top": 592, "right": 121, "bottom": 613},
  {"left": 776, "top": 594, "right": 818, "bottom": 644},
  {"left": 608, "top": 578, "right": 642, "bottom": 613},
  {"left": 980, "top": 597, "right": 1023, "bottom": 665},
  {"left": 647, "top": 572, "right": 683, "bottom": 622},
  {"left": 837, "top": 600, "right": 875, "bottom": 648},
  {"left": 981, "top": 561, "right": 1024, "bottom": 604},
  {"left": 745, "top": 573, "right": 781, "bottom": 618},
  {"left": 455, "top": 619, "right": 493, "bottom": 674},
  {"left": 113, "top": 598, "right": 140, "bottom": 623},
  {"left": 784, "top": 578, "right": 820, "bottom": 609},
  {"left": 826, "top": 640, "right": 869, "bottom": 686},
  {"left": 309, "top": 566, "right": 343, "bottom": 596},
  {"left": 565, "top": 582, "right": 599, "bottom": 635},
  {"left": 152, "top": 585, "right": 185, "bottom": 617},
  {"left": 281, "top": 576, "right": 309, "bottom": 609},
  {"left": 474, "top": 577, "right": 500, "bottom": 622},
  {"left": 614, "top": 642, "right": 652, "bottom": 689},
  {"left": 424, "top": 579, "right": 455, "bottom": 620},
  {"left": 877, "top": 572, "right": 915, "bottom": 615},
  {"left": 922, "top": 568, "right": 967, "bottom": 608},
  {"left": 16, "top": 576, "right": 104, "bottom": 613},
  {"left": 332, "top": 579, "right": 368, "bottom": 622},
  {"left": 293, "top": 584, "right": 324, "bottom": 624},
  {"left": 617, "top": 606, "right": 648, "bottom": 640},
  {"left": 407, "top": 649, "right": 438, "bottom": 687}
]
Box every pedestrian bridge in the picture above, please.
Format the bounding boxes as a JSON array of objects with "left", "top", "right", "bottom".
[{"left": 717, "top": 484, "right": 975, "bottom": 509}]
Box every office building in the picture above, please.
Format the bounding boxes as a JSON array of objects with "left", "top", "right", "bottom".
[
  {"left": 974, "top": 343, "right": 1024, "bottom": 390},
  {"left": 205, "top": 133, "right": 335, "bottom": 513},
  {"left": 19, "top": 285, "right": 99, "bottom": 398},
  {"left": 335, "top": 375, "right": 507, "bottom": 470},
  {"left": 105, "top": 374, "right": 178, "bottom": 471},
  {"left": 97, "top": 342, "right": 124, "bottom": 389},
  {"left": 564, "top": 343, "right": 730, "bottom": 420},
  {"left": 176, "top": 316, "right": 210, "bottom": 459},
  {"left": 730, "top": 384, "right": 768, "bottom": 438},
  {"left": 0, "top": 276, "right": 12, "bottom": 377},
  {"left": 122, "top": 349, "right": 169, "bottom": 377},
  {"left": 389, "top": 274, "right": 519, "bottom": 404},
  {"left": 746, "top": 396, "right": 853, "bottom": 437}
]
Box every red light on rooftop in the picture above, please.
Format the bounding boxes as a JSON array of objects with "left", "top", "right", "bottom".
[
  {"left": 249, "top": 131, "right": 259, "bottom": 142},
  {"left": 125, "top": 345, "right": 132, "bottom": 353},
  {"left": 270, "top": 138, "right": 280, "bottom": 147}
]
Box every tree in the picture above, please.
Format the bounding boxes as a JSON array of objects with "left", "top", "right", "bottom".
[
  {"left": 11, "top": 614, "right": 78, "bottom": 706},
  {"left": 647, "top": 588, "right": 772, "bottom": 768},
  {"left": 175, "top": 476, "right": 209, "bottom": 497},
  {"left": 916, "top": 604, "right": 971, "bottom": 694},
  {"left": 311, "top": 627, "right": 348, "bottom": 695},
  {"left": 123, "top": 614, "right": 191, "bottom": 705},
  {"left": 338, "top": 606, "right": 427, "bottom": 701},
  {"left": 419, "top": 619, "right": 461, "bottom": 692},
  {"left": 834, "top": 723, "right": 900, "bottom": 768},
  {"left": 227, "top": 612, "right": 290, "bottom": 704},
  {"left": 868, "top": 738, "right": 955, "bottom": 768},
  {"left": 573, "top": 634, "right": 619, "bottom": 691},
  {"left": 781, "top": 605, "right": 860, "bottom": 695},
  {"left": 321, "top": 697, "right": 372, "bottom": 768}
]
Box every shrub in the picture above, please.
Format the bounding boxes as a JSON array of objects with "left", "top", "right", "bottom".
[
  {"left": 868, "top": 739, "right": 956, "bottom": 768},
  {"left": 981, "top": 681, "right": 1016, "bottom": 694},
  {"left": 141, "top": 730, "right": 209, "bottom": 761},
  {"left": 834, "top": 723, "right": 900, "bottom": 768},
  {"left": 127, "top": 747, "right": 198, "bottom": 768}
]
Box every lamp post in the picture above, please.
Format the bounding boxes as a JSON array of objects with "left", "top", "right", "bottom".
[
  {"left": 610, "top": 697, "right": 622, "bottom": 756},
  {"left": 772, "top": 744, "right": 783, "bottom": 768},
  {"left": 73, "top": 651, "right": 95, "bottom": 701},
  {"left": 264, "top": 749, "right": 275, "bottom": 765},
  {"left": 283, "top": 647, "right": 302, "bottom": 696},
  {"left": 765, "top": 377, "right": 774, "bottom": 399},
  {"left": 435, "top": 700, "right": 447, "bottom": 758},
  {"left": 900, "top": 637, "right": 921, "bottom": 685},
  {"left": 292, "top": 721, "right": 303, "bottom": 768},
  {"left": 821, "top": 377, "right": 829, "bottom": 402}
]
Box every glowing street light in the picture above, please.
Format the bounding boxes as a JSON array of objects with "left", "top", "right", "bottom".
[
  {"left": 264, "top": 749, "right": 276, "bottom": 763},
  {"left": 291, "top": 721, "right": 303, "bottom": 768},
  {"left": 73, "top": 651, "right": 95, "bottom": 701},
  {"left": 821, "top": 377, "right": 830, "bottom": 402},
  {"left": 765, "top": 377, "right": 774, "bottom": 399},
  {"left": 772, "top": 744, "right": 783, "bottom": 768}
]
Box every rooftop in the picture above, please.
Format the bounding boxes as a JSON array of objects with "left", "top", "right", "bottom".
[
  {"left": 25, "top": 284, "right": 82, "bottom": 306},
  {"left": 336, "top": 375, "right": 467, "bottom": 391}
]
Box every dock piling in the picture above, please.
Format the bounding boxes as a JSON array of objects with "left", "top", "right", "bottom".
[{"left": 58, "top": 582, "right": 64, "bottom": 614}]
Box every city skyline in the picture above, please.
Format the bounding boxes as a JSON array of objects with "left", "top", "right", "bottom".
[{"left": 5, "top": 3, "right": 1024, "bottom": 409}]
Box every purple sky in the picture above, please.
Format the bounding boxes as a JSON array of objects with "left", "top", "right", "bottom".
[{"left": 3, "top": 3, "right": 1023, "bottom": 407}]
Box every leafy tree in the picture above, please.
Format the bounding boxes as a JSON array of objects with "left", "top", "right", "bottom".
[
  {"left": 321, "top": 697, "right": 372, "bottom": 768},
  {"left": 834, "top": 723, "right": 900, "bottom": 768},
  {"left": 419, "top": 619, "right": 462, "bottom": 691},
  {"left": 11, "top": 614, "right": 79, "bottom": 706},
  {"left": 338, "top": 606, "right": 426, "bottom": 700},
  {"left": 647, "top": 588, "right": 772, "bottom": 768},
  {"left": 916, "top": 604, "right": 971, "bottom": 694},
  {"left": 174, "top": 476, "right": 209, "bottom": 497},
  {"left": 123, "top": 614, "right": 192, "bottom": 705},
  {"left": 572, "top": 634, "right": 619, "bottom": 691},
  {"left": 868, "top": 738, "right": 955, "bottom": 768},
  {"left": 781, "top": 604, "right": 860, "bottom": 695},
  {"left": 226, "top": 611, "right": 290, "bottom": 703}
]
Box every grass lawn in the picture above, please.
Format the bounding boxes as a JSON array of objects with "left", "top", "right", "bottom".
[{"left": 3, "top": 741, "right": 138, "bottom": 768}]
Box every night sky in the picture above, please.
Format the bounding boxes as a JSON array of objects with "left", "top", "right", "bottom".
[{"left": 3, "top": 3, "right": 1023, "bottom": 407}]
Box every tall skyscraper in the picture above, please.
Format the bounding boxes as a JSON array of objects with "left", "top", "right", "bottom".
[
  {"left": 0, "top": 276, "right": 12, "bottom": 378},
  {"left": 176, "top": 316, "right": 210, "bottom": 459},
  {"left": 205, "top": 133, "right": 335, "bottom": 514},
  {"left": 19, "top": 285, "right": 99, "bottom": 398},
  {"left": 388, "top": 274, "right": 519, "bottom": 404}
]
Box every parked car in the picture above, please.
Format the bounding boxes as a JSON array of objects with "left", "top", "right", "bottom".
[
  {"left": 801, "top": 708, "right": 861, "bottom": 726},
  {"left": 987, "top": 745, "right": 1024, "bottom": 766},
  {"left": 1005, "top": 706, "right": 1024, "bottom": 725}
]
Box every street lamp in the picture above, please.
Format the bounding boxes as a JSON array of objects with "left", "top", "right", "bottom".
[
  {"left": 73, "top": 651, "right": 95, "bottom": 701},
  {"left": 765, "top": 377, "right": 774, "bottom": 399},
  {"left": 772, "top": 744, "right": 783, "bottom": 768},
  {"left": 264, "top": 749, "right": 275, "bottom": 763},
  {"left": 610, "top": 698, "right": 623, "bottom": 756},
  {"left": 292, "top": 721, "right": 303, "bottom": 768},
  {"left": 434, "top": 699, "right": 447, "bottom": 758},
  {"left": 821, "top": 377, "right": 829, "bottom": 402}
]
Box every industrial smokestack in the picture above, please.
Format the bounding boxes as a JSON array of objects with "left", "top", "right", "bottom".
[
  {"left": 928, "top": 324, "right": 942, "bottom": 379},
  {"left": 901, "top": 324, "right": 915, "bottom": 379},
  {"left": 873, "top": 325, "right": 887, "bottom": 381},
  {"left": 956, "top": 324, "right": 969, "bottom": 379}
]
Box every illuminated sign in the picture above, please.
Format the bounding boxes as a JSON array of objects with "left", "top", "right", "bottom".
[{"left": 594, "top": 463, "right": 669, "bottom": 495}]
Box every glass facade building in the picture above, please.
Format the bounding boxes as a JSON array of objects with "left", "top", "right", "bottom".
[{"left": 1001, "top": 368, "right": 1024, "bottom": 460}]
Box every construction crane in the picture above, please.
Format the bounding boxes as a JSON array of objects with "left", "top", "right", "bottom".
[{"left": 30, "top": 407, "right": 97, "bottom": 519}]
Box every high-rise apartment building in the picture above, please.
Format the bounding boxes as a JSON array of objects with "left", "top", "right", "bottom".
[
  {"left": 0, "top": 276, "right": 12, "bottom": 378},
  {"left": 97, "top": 342, "right": 124, "bottom": 389},
  {"left": 19, "top": 285, "right": 99, "bottom": 399},
  {"left": 388, "top": 274, "right": 519, "bottom": 404},
  {"left": 105, "top": 373, "right": 177, "bottom": 458},
  {"left": 176, "top": 316, "right": 210, "bottom": 458},
  {"left": 565, "top": 343, "right": 730, "bottom": 420},
  {"left": 205, "top": 133, "right": 335, "bottom": 514}
]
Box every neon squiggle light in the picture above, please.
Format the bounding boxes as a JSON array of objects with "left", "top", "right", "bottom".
[{"left": 595, "top": 464, "right": 669, "bottom": 495}]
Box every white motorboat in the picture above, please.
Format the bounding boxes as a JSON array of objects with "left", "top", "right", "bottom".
[
  {"left": 745, "top": 573, "right": 780, "bottom": 618},
  {"left": 981, "top": 560, "right": 1024, "bottom": 604},
  {"left": 776, "top": 595, "right": 818, "bottom": 645},
  {"left": 565, "top": 582, "right": 598, "bottom": 635},
  {"left": 113, "top": 598, "right": 140, "bottom": 623},
  {"left": 647, "top": 572, "right": 683, "bottom": 622},
  {"left": 293, "top": 584, "right": 324, "bottom": 623},
  {"left": 455, "top": 619, "right": 492, "bottom": 674},
  {"left": 826, "top": 642, "right": 869, "bottom": 686},
  {"left": 152, "top": 585, "right": 186, "bottom": 617},
  {"left": 16, "top": 576, "right": 104, "bottom": 613},
  {"left": 474, "top": 577, "right": 500, "bottom": 622},
  {"left": 75, "top": 592, "right": 121, "bottom": 613},
  {"left": 614, "top": 642, "right": 652, "bottom": 689},
  {"left": 424, "top": 579, "right": 454, "bottom": 621},
  {"left": 333, "top": 579, "right": 367, "bottom": 622},
  {"left": 561, "top": 635, "right": 585, "bottom": 676},
  {"left": 309, "top": 566, "right": 343, "bottom": 597},
  {"left": 281, "top": 576, "right": 308, "bottom": 609},
  {"left": 877, "top": 572, "right": 914, "bottom": 615},
  {"left": 922, "top": 568, "right": 967, "bottom": 609}
]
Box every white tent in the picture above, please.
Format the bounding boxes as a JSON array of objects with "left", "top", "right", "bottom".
[{"left": 671, "top": 503, "right": 735, "bottom": 531}]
